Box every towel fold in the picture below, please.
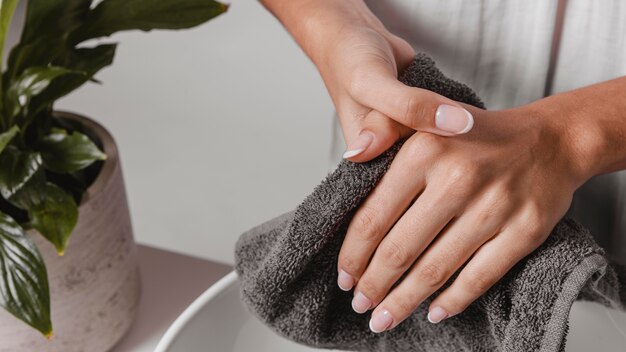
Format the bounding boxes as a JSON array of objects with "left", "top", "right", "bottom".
[{"left": 234, "top": 54, "right": 626, "bottom": 352}]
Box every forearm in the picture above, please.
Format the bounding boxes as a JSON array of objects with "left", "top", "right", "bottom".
[
  {"left": 529, "top": 76, "right": 626, "bottom": 181},
  {"left": 259, "top": 0, "right": 385, "bottom": 65}
]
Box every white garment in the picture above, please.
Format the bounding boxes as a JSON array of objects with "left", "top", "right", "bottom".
[
  {"left": 368, "top": 0, "right": 626, "bottom": 104},
  {"left": 367, "top": 0, "right": 558, "bottom": 108},
  {"left": 365, "top": 0, "right": 626, "bottom": 261}
]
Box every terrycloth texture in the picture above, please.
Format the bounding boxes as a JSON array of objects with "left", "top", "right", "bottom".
[{"left": 234, "top": 54, "right": 626, "bottom": 352}]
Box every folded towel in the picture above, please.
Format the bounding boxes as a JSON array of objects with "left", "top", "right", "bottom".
[{"left": 234, "top": 54, "right": 626, "bottom": 352}]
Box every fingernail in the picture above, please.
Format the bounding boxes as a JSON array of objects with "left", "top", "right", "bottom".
[
  {"left": 342, "top": 131, "right": 374, "bottom": 159},
  {"left": 351, "top": 291, "right": 372, "bottom": 314},
  {"left": 337, "top": 270, "right": 354, "bottom": 291},
  {"left": 427, "top": 306, "right": 449, "bottom": 324},
  {"left": 369, "top": 309, "right": 394, "bottom": 333},
  {"left": 435, "top": 104, "right": 474, "bottom": 134}
]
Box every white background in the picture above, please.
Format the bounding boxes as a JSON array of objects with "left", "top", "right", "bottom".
[{"left": 24, "top": 0, "right": 336, "bottom": 264}]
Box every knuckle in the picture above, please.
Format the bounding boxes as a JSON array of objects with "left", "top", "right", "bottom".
[
  {"left": 338, "top": 253, "right": 361, "bottom": 276},
  {"left": 351, "top": 206, "right": 383, "bottom": 242},
  {"left": 517, "top": 204, "right": 548, "bottom": 246},
  {"left": 437, "top": 294, "right": 468, "bottom": 316},
  {"left": 389, "top": 293, "right": 420, "bottom": 316},
  {"left": 473, "top": 208, "right": 497, "bottom": 229},
  {"left": 357, "top": 277, "right": 383, "bottom": 300},
  {"left": 447, "top": 162, "right": 477, "bottom": 184},
  {"left": 389, "top": 35, "right": 416, "bottom": 58},
  {"left": 443, "top": 162, "right": 481, "bottom": 197},
  {"left": 521, "top": 201, "right": 543, "bottom": 224},
  {"left": 348, "top": 70, "right": 369, "bottom": 98},
  {"left": 377, "top": 238, "right": 412, "bottom": 269},
  {"left": 401, "top": 132, "right": 443, "bottom": 161},
  {"left": 481, "top": 185, "right": 506, "bottom": 209},
  {"left": 473, "top": 187, "right": 508, "bottom": 224},
  {"left": 403, "top": 94, "right": 424, "bottom": 126},
  {"left": 439, "top": 240, "right": 462, "bottom": 261},
  {"left": 415, "top": 261, "right": 448, "bottom": 288},
  {"left": 463, "top": 268, "right": 497, "bottom": 295},
  {"left": 401, "top": 90, "right": 439, "bottom": 129},
  {"left": 525, "top": 229, "right": 547, "bottom": 247}
]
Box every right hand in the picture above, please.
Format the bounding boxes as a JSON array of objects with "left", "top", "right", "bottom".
[{"left": 285, "top": 0, "right": 475, "bottom": 161}]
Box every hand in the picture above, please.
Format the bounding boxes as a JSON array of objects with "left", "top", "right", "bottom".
[
  {"left": 336, "top": 103, "right": 595, "bottom": 332},
  {"left": 261, "top": 0, "right": 475, "bottom": 162}
]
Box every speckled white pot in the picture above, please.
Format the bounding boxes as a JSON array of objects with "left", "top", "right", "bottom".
[{"left": 0, "top": 112, "right": 141, "bottom": 352}]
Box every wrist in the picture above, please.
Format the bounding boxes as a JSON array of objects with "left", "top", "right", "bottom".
[
  {"left": 524, "top": 92, "right": 608, "bottom": 186},
  {"left": 261, "top": 0, "right": 384, "bottom": 65}
]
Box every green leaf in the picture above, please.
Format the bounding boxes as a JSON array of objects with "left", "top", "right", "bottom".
[
  {"left": 0, "top": 211, "right": 52, "bottom": 336},
  {"left": 6, "top": 0, "right": 91, "bottom": 78},
  {"left": 10, "top": 66, "right": 76, "bottom": 98},
  {"left": 5, "top": 38, "right": 66, "bottom": 81},
  {"left": 40, "top": 128, "right": 106, "bottom": 173},
  {"left": 0, "top": 0, "right": 19, "bottom": 114},
  {"left": 0, "top": 146, "right": 42, "bottom": 200},
  {"left": 0, "top": 147, "right": 78, "bottom": 254},
  {"left": 19, "top": 0, "right": 90, "bottom": 44},
  {"left": 0, "top": 0, "right": 19, "bottom": 76},
  {"left": 30, "top": 44, "right": 117, "bottom": 110},
  {"left": 0, "top": 145, "right": 47, "bottom": 215},
  {"left": 28, "top": 182, "right": 78, "bottom": 256},
  {"left": 73, "top": 0, "right": 228, "bottom": 42},
  {"left": 5, "top": 169, "right": 47, "bottom": 213},
  {"left": 45, "top": 170, "right": 88, "bottom": 205},
  {"left": 0, "top": 125, "right": 19, "bottom": 154},
  {"left": 59, "top": 44, "right": 117, "bottom": 77},
  {"left": 6, "top": 66, "right": 84, "bottom": 121}
]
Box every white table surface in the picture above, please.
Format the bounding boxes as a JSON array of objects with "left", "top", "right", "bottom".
[
  {"left": 110, "top": 245, "right": 232, "bottom": 352},
  {"left": 109, "top": 245, "right": 626, "bottom": 352}
]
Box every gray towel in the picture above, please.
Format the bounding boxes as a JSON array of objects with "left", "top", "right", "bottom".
[{"left": 234, "top": 54, "right": 626, "bottom": 352}]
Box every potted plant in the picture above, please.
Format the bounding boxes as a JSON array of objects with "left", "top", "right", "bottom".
[{"left": 0, "top": 0, "right": 227, "bottom": 350}]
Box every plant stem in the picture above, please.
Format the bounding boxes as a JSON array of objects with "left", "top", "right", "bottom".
[{"left": 0, "top": 0, "right": 19, "bottom": 127}]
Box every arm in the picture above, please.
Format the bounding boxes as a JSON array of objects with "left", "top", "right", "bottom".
[
  {"left": 260, "top": 0, "right": 475, "bottom": 161},
  {"left": 532, "top": 76, "right": 626, "bottom": 176}
]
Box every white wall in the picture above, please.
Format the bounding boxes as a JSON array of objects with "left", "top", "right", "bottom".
[{"left": 48, "top": 1, "right": 335, "bottom": 264}]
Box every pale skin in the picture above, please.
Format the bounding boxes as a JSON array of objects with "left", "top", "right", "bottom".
[{"left": 261, "top": 0, "right": 626, "bottom": 332}]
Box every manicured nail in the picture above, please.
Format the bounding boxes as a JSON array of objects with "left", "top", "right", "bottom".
[
  {"left": 427, "top": 306, "right": 449, "bottom": 324},
  {"left": 435, "top": 104, "right": 474, "bottom": 134},
  {"left": 337, "top": 270, "right": 354, "bottom": 291},
  {"left": 342, "top": 131, "right": 374, "bottom": 159},
  {"left": 351, "top": 291, "right": 372, "bottom": 314},
  {"left": 369, "top": 309, "right": 393, "bottom": 333}
]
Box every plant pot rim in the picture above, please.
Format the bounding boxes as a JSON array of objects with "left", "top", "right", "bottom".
[{"left": 52, "top": 110, "right": 119, "bottom": 207}]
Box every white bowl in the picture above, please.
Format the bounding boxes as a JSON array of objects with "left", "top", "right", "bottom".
[
  {"left": 154, "top": 272, "right": 340, "bottom": 352},
  {"left": 156, "top": 271, "right": 626, "bottom": 352}
]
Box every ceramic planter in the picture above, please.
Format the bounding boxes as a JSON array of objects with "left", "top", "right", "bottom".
[{"left": 0, "top": 111, "right": 141, "bottom": 352}]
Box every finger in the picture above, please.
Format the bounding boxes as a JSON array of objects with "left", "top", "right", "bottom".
[
  {"left": 351, "top": 183, "right": 461, "bottom": 314},
  {"left": 427, "top": 221, "right": 545, "bottom": 323},
  {"left": 387, "top": 34, "right": 416, "bottom": 71},
  {"left": 342, "top": 109, "right": 413, "bottom": 162},
  {"left": 348, "top": 59, "right": 474, "bottom": 136},
  {"left": 366, "top": 192, "right": 513, "bottom": 332},
  {"left": 337, "top": 142, "right": 427, "bottom": 292}
]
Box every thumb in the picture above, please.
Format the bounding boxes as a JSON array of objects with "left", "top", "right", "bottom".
[
  {"left": 342, "top": 110, "right": 412, "bottom": 163},
  {"left": 351, "top": 62, "right": 474, "bottom": 136}
]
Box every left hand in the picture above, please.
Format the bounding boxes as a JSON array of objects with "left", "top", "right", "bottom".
[{"left": 336, "top": 103, "right": 595, "bottom": 332}]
